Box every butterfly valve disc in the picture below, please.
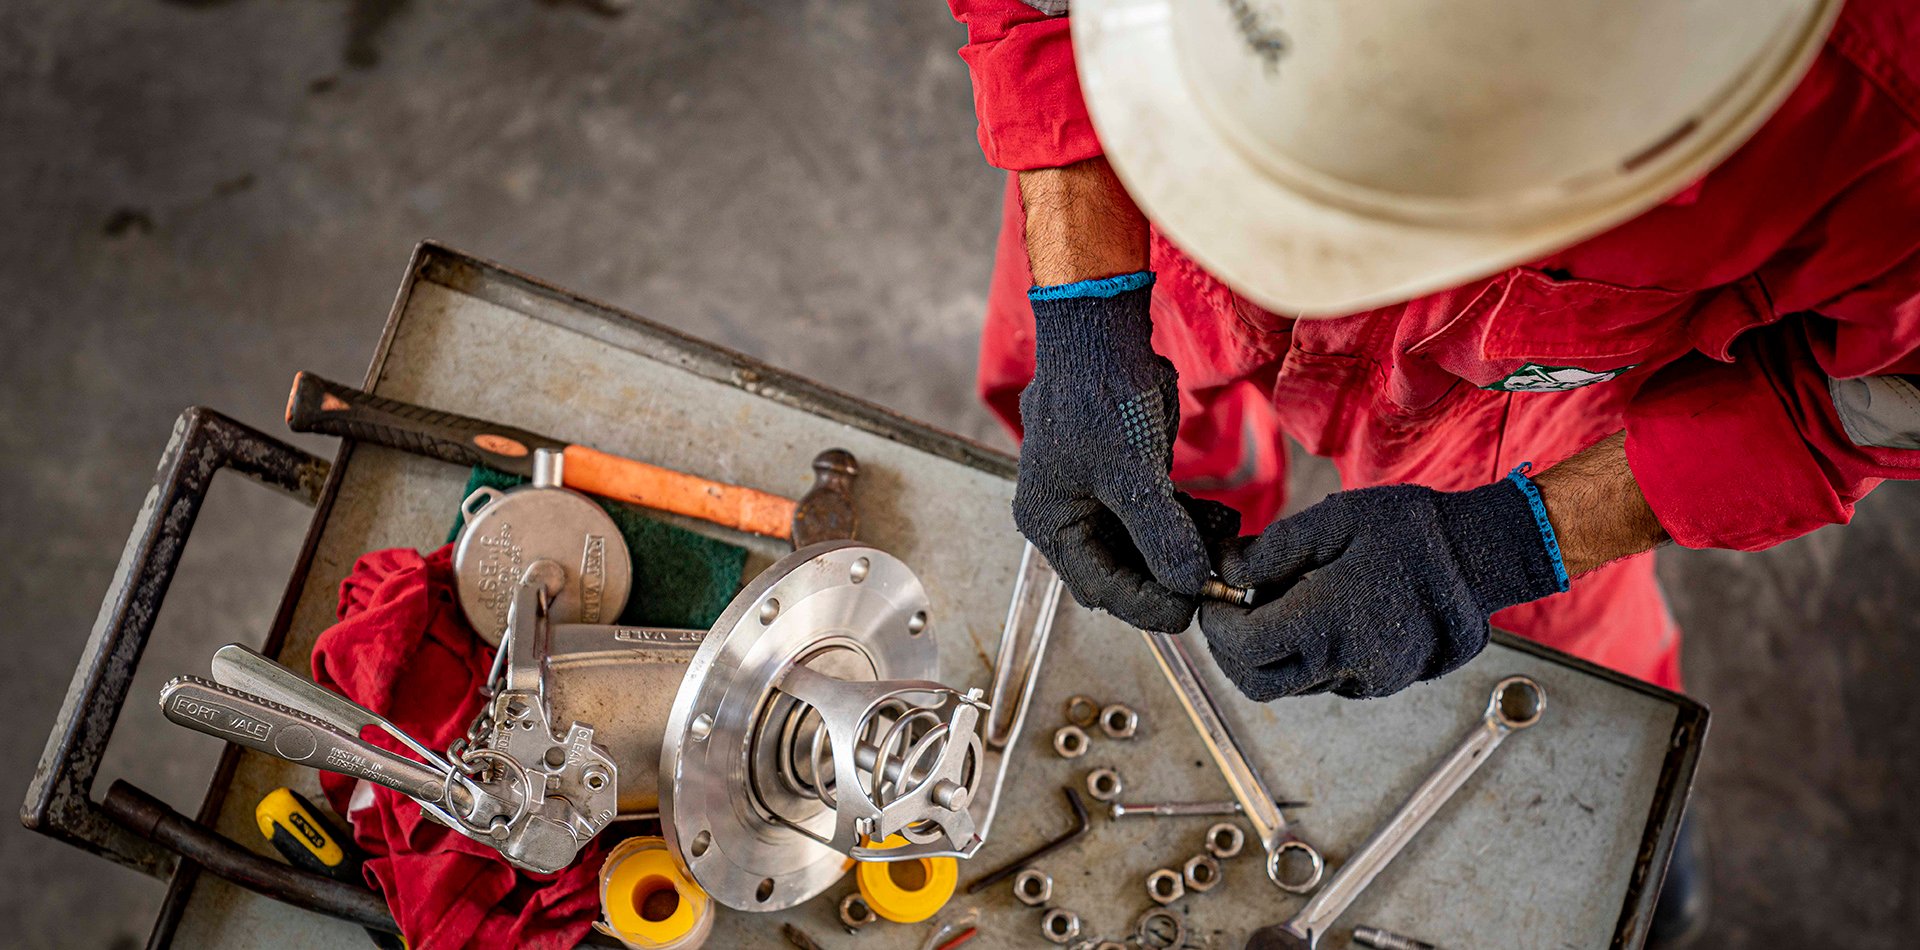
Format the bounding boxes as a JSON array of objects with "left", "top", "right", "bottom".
[{"left": 660, "top": 541, "right": 987, "bottom": 911}]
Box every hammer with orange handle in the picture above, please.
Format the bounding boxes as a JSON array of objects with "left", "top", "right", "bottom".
[{"left": 285, "top": 371, "right": 858, "bottom": 546}]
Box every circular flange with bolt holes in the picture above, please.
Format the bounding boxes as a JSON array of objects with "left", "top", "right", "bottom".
[{"left": 659, "top": 542, "right": 938, "bottom": 911}]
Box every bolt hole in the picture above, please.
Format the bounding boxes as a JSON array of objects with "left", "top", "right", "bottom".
[
  {"left": 690, "top": 830, "right": 711, "bottom": 858},
  {"left": 690, "top": 712, "right": 714, "bottom": 741},
  {"left": 907, "top": 610, "right": 928, "bottom": 636},
  {"left": 544, "top": 747, "right": 566, "bottom": 768},
  {"left": 760, "top": 598, "right": 780, "bottom": 625},
  {"left": 850, "top": 557, "right": 870, "bottom": 583},
  {"left": 756, "top": 878, "right": 775, "bottom": 903}
]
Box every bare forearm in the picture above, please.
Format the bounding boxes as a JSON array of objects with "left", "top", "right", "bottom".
[
  {"left": 1019, "top": 157, "right": 1150, "bottom": 285},
  {"left": 1533, "top": 431, "right": 1669, "bottom": 576}
]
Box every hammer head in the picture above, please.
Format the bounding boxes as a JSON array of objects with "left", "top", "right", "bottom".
[{"left": 790, "top": 448, "right": 859, "bottom": 547}]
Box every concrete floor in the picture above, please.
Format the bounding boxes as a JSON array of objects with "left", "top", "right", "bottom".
[{"left": 0, "top": 2, "right": 1914, "bottom": 947}]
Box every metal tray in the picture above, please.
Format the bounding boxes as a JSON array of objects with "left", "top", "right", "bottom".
[{"left": 26, "top": 243, "right": 1704, "bottom": 949}]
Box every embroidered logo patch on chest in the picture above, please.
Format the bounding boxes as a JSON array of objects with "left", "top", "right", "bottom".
[{"left": 1486, "top": 363, "right": 1636, "bottom": 393}]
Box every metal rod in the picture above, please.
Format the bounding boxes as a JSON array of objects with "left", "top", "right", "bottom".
[{"left": 101, "top": 780, "right": 399, "bottom": 934}]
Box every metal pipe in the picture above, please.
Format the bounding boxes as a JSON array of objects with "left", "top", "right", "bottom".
[{"left": 100, "top": 780, "right": 398, "bottom": 934}]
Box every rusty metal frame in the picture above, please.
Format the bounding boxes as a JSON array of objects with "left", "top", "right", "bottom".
[{"left": 21, "top": 408, "right": 330, "bottom": 873}]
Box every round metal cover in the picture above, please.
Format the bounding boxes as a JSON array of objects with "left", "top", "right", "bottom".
[
  {"left": 452, "top": 484, "right": 632, "bottom": 645},
  {"left": 659, "top": 541, "right": 937, "bottom": 911}
]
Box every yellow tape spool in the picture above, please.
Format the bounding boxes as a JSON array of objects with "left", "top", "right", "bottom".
[
  {"left": 854, "top": 834, "right": 959, "bottom": 924},
  {"left": 599, "top": 837, "right": 712, "bottom": 949}
]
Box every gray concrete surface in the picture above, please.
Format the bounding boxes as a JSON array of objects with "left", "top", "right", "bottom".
[{"left": 0, "top": 1, "right": 1913, "bottom": 947}]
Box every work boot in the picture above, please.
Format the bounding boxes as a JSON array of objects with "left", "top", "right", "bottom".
[{"left": 1646, "top": 811, "right": 1710, "bottom": 948}]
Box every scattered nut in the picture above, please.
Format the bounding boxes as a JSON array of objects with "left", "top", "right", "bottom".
[
  {"left": 1134, "top": 906, "right": 1187, "bottom": 948},
  {"left": 1183, "top": 853, "right": 1222, "bottom": 892},
  {"left": 1085, "top": 767, "right": 1124, "bottom": 802},
  {"left": 1099, "top": 703, "right": 1139, "bottom": 739},
  {"left": 838, "top": 893, "right": 875, "bottom": 930},
  {"left": 1012, "top": 867, "right": 1053, "bottom": 906},
  {"left": 1146, "top": 867, "right": 1185, "bottom": 905},
  {"left": 1053, "top": 724, "right": 1089, "bottom": 759},
  {"left": 1205, "top": 821, "right": 1246, "bottom": 859},
  {"left": 1064, "top": 695, "right": 1100, "bottom": 728},
  {"left": 1040, "top": 907, "right": 1082, "bottom": 944}
]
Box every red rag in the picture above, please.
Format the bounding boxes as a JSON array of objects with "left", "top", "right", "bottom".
[{"left": 310, "top": 545, "right": 608, "bottom": 950}]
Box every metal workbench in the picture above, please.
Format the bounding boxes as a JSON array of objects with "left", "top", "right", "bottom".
[{"left": 28, "top": 244, "right": 1702, "bottom": 948}]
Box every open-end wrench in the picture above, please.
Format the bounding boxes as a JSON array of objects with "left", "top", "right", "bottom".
[
  {"left": 1143, "top": 631, "right": 1325, "bottom": 893},
  {"left": 1247, "top": 675, "right": 1547, "bottom": 950}
]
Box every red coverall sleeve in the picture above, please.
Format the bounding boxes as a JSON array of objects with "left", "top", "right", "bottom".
[
  {"left": 1626, "top": 150, "right": 1920, "bottom": 551},
  {"left": 948, "top": 0, "right": 1102, "bottom": 170}
]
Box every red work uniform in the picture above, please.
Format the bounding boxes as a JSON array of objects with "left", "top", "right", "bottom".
[{"left": 950, "top": 0, "right": 1920, "bottom": 689}]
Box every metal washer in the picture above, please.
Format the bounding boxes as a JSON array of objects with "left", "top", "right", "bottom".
[
  {"left": 452, "top": 481, "right": 632, "bottom": 645},
  {"left": 658, "top": 541, "right": 937, "bottom": 911}
]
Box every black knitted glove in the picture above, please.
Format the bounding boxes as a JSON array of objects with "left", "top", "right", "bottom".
[
  {"left": 1199, "top": 471, "right": 1569, "bottom": 700},
  {"left": 1013, "top": 272, "right": 1240, "bottom": 633}
]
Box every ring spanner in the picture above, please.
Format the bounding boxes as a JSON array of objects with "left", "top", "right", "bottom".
[{"left": 1248, "top": 675, "right": 1546, "bottom": 949}]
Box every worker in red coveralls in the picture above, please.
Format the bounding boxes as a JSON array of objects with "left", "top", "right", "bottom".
[{"left": 948, "top": 0, "right": 1920, "bottom": 944}]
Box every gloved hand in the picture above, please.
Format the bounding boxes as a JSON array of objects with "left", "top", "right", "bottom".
[
  {"left": 1013, "top": 271, "right": 1240, "bottom": 633},
  {"left": 1200, "top": 467, "right": 1570, "bottom": 700}
]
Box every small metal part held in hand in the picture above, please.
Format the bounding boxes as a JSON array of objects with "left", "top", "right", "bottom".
[
  {"left": 1141, "top": 630, "right": 1324, "bottom": 894},
  {"left": 1200, "top": 577, "right": 1256, "bottom": 606},
  {"left": 1255, "top": 676, "right": 1546, "bottom": 949},
  {"left": 962, "top": 787, "right": 1090, "bottom": 894},
  {"left": 1353, "top": 925, "right": 1441, "bottom": 950}
]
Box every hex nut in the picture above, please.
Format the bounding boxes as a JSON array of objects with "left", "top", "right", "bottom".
[
  {"left": 838, "top": 892, "right": 875, "bottom": 930},
  {"left": 1012, "top": 867, "right": 1053, "bottom": 906},
  {"left": 1205, "top": 821, "right": 1246, "bottom": 859},
  {"left": 1099, "top": 703, "right": 1139, "bottom": 739},
  {"left": 1183, "top": 854, "right": 1222, "bottom": 892},
  {"left": 1053, "top": 724, "right": 1089, "bottom": 759},
  {"left": 1146, "top": 867, "right": 1185, "bottom": 905},
  {"left": 1085, "top": 767, "right": 1124, "bottom": 802},
  {"left": 1064, "top": 694, "right": 1101, "bottom": 728},
  {"left": 1040, "top": 907, "right": 1082, "bottom": 944}
]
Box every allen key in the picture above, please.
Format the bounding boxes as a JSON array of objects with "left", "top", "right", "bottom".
[{"left": 962, "top": 787, "right": 1091, "bottom": 894}]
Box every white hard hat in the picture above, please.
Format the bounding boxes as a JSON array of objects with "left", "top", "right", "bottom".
[{"left": 1072, "top": 0, "right": 1840, "bottom": 317}]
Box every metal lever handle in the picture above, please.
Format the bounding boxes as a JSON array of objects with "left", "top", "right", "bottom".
[
  {"left": 1142, "top": 630, "right": 1324, "bottom": 893},
  {"left": 969, "top": 543, "right": 1065, "bottom": 843},
  {"left": 160, "top": 676, "right": 457, "bottom": 806},
  {"left": 1286, "top": 676, "right": 1546, "bottom": 944},
  {"left": 210, "top": 644, "right": 452, "bottom": 773}
]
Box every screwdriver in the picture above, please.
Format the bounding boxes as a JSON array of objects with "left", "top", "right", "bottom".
[{"left": 255, "top": 787, "right": 405, "bottom": 950}]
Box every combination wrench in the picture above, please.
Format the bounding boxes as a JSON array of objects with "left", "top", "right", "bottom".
[
  {"left": 1247, "top": 675, "right": 1546, "bottom": 949},
  {"left": 1143, "top": 631, "right": 1325, "bottom": 893}
]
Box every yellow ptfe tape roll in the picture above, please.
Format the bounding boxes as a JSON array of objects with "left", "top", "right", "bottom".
[
  {"left": 599, "top": 837, "right": 713, "bottom": 949},
  {"left": 854, "top": 834, "right": 959, "bottom": 924}
]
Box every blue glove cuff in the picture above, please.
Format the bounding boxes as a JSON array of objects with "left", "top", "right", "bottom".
[
  {"left": 1506, "top": 463, "right": 1571, "bottom": 592},
  {"left": 1028, "top": 270, "right": 1154, "bottom": 302}
]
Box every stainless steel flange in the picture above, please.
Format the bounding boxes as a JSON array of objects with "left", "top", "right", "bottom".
[{"left": 659, "top": 541, "right": 981, "bottom": 911}]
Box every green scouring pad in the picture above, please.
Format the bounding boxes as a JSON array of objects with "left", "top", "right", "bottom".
[{"left": 448, "top": 466, "right": 747, "bottom": 629}]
